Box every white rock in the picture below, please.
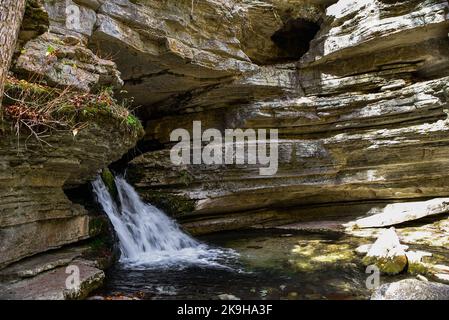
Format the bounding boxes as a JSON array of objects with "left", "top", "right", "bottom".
[
  {"left": 416, "top": 275, "right": 428, "bottom": 282},
  {"left": 366, "top": 228, "right": 408, "bottom": 258},
  {"left": 363, "top": 228, "right": 408, "bottom": 274},
  {"left": 347, "top": 198, "right": 449, "bottom": 229},
  {"left": 406, "top": 251, "right": 432, "bottom": 264},
  {"left": 355, "top": 244, "right": 372, "bottom": 255}
]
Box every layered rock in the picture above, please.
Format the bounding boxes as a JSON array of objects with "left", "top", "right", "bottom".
[
  {"left": 0, "top": 257, "right": 105, "bottom": 300},
  {"left": 0, "top": 0, "right": 143, "bottom": 270},
  {"left": 0, "top": 111, "right": 141, "bottom": 268},
  {"left": 4, "top": 0, "right": 449, "bottom": 268},
  {"left": 122, "top": 0, "right": 449, "bottom": 234},
  {"left": 85, "top": 0, "right": 330, "bottom": 111}
]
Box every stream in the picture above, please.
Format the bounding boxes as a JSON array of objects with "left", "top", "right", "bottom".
[{"left": 91, "top": 176, "right": 406, "bottom": 300}]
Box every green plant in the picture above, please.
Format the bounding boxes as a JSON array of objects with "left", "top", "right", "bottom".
[
  {"left": 45, "top": 44, "right": 57, "bottom": 57},
  {"left": 2, "top": 76, "right": 144, "bottom": 146}
]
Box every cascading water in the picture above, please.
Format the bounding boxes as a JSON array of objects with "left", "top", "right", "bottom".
[{"left": 92, "top": 176, "right": 234, "bottom": 269}]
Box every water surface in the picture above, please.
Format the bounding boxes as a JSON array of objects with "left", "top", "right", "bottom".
[{"left": 95, "top": 229, "right": 388, "bottom": 300}]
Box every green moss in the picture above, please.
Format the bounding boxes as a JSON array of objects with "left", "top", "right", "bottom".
[
  {"left": 362, "top": 255, "right": 408, "bottom": 275},
  {"left": 4, "top": 77, "right": 54, "bottom": 99},
  {"left": 140, "top": 191, "right": 196, "bottom": 217},
  {"left": 89, "top": 216, "right": 109, "bottom": 237},
  {"left": 100, "top": 168, "right": 118, "bottom": 200},
  {"left": 25, "top": 0, "right": 49, "bottom": 22},
  {"left": 290, "top": 241, "right": 356, "bottom": 272},
  {"left": 89, "top": 236, "right": 109, "bottom": 252},
  {"left": 408, "top": 262, "right": 430, "bottom": 275},
  {"left": 21, "top": 0, "right": 49, "bottom": 36},
  {"left": 178, "top": 170, "right": 194, "bottom": 186}
]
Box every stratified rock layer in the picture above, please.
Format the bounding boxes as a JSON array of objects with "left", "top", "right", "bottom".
[
  {"left": 122, "top": 0, "right": 449, "bottom": 233},
  {"left": 0, "top": 117, "right": 140, "bottom": 268},
  {"left": 4, "top": 0, "right": 449, "bottom": 276},
  {"left": 0, "top": 0, "right": 143, "bottom": 270}
]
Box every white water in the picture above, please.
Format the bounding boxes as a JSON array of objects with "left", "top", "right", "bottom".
[{"left": 92, "top": 176, "right": 234, "bottom": 269}]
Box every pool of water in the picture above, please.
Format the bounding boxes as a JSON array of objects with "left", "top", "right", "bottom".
[{"left": 93, "top": 229, "right": 408, "bottom": 300}]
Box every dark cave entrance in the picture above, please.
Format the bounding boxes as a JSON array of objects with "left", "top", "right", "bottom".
[{"left": 271, "top": 18, "right": 320, "bottom": 61}]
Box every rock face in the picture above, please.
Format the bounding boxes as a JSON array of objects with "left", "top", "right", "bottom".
[
  {"left": 347, "top": 198, "right": 449, "bottom": 229},
  {"left": 0, "top": 116, "right": 139, "bottom": 268},
  {"left": 3, "top": 0, "right": 449, "bottom": 297},
  {"left": 0, "top": 0, "right": 143, "bottom": 271},
  {"left": 119, "top": 0, "right": 449, "bottom": 233},
  {"left": 0, "top": 258, "right": 105, "bottom": 300}
]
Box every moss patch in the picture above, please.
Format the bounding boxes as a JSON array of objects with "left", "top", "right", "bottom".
[
  {"left": 89, "top": 216, "right": 110, "bottom": 237},
  {"left": 140, "top": 190, "right": 196, "bottom": 217},
  {"left": 362, "top": 255, "right": 408, "bottom": 275},
  {"left": 100, "top": 168, "right": 118, "bottom": 200}
]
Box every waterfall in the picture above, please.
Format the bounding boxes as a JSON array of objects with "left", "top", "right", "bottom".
[{"left": 92, "top": 176, "right": 233, "bottom": 269}]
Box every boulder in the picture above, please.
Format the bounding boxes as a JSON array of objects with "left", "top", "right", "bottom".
[
  {"left": 371, "top": 279, "right": 449, "bottom": 300},
  {"left": 362, "top": 228, "right": 408, "bottom": 275},
  {"left": 347, "top": 198, "right": 449, "bottom": 229}
]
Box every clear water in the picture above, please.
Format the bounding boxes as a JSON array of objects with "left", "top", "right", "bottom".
[
  {"left": 92, "top": 176, "right": 236, "bottom": 270},
  {"left": 92, "top": 176, "right": 404, "bottom": 300},
  {"left": 94, "top": 230, "right": 384, "bottom": 300}
]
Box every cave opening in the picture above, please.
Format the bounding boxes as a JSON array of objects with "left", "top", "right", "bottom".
[{"left": 271, "top": 18, "right": 320, "bottom": 61}]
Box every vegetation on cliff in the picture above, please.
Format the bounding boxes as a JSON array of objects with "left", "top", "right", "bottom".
[{"left": 1, "top": 76, "right": 143, "bottom": 142}]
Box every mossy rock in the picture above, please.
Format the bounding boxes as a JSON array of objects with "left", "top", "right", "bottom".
[
  {"left": 408, "top": 261, "right": 430, "bottom": 276},
  {"left": 363, "top": 255, "right": 408, "bottom": 275},
  {"left": 140, "top": 191, "right": 196, "bottom": 217},
  {"left": 290, "top": 241, "right": 357, "bottom": 272},
  {"left": 89, "top": 216, "right": 109, "bottom": 237},
  {"left": 100, "top": 168, "right": 118, "bottom": 200}
]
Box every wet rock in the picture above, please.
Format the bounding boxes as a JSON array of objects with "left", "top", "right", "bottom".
[
  {"left": 362, "top": 228, "right": 408, "bottom": 275},
  {"left": 430, "top": 265, "right": 449, "bottom": 284},
  {"left": 101, "top": 168, "right": 118, "bottom": 199},
  {"left": 416, "top": 275, "right": 428, "bottom": 282},
  {"left": 434, "top": 274, "right": 449, "bottom": 284},
  {"left": 0, "top": 78, "right": 143, "bottom": 268},
  {"left": 290, "top": 240, "right": 357, "bottom": 272},
  {"left": 371, "top": 279, "right": 449, "bottom": 300},
  {"left": 348, "top": 217, "right": 449, "bottom": 249},
  {"left": 87, "top": 295, "right": 105, "bottom": 300},
  {"left": 355, "top": 244, "right": 372, "bottom": 256}
]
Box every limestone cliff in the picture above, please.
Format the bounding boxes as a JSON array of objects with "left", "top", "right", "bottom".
[
  {"left": 122, "top": 0, "right": 449, "bottom": 233},
  {"left": 1, "top": 0, "right": 449, "bottom": 288},
  {"left": 0, "top": 0, "right": 144, "bottom": 269}
]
